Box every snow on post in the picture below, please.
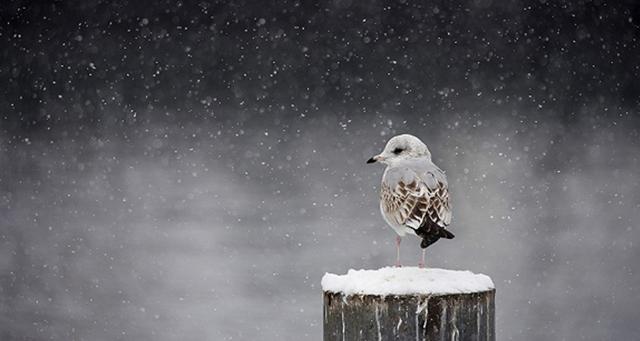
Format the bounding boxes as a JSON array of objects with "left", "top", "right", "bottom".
[{"left": 321, "top": 267, "right": 495, "bottom": 341}]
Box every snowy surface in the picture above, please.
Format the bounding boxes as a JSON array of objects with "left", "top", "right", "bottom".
[{"left": 322, "top": 267, "right": 494, "bottom": 296}]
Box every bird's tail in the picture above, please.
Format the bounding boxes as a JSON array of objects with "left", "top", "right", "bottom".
[
  {"left": 439, "top": 228, "right": 455, "bottom": 239},
  {"left": 419, "top": 228, "right": 455, "bottom": 249}
]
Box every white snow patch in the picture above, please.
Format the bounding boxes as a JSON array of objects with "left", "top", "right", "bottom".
[
  {"left": 375, "top": 305, "right": 382, "bottom": 341},
  {"left": 321, "top": 267, "right": 494, "bottom": 296}
]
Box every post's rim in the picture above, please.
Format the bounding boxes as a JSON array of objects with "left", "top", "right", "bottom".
[{"left": 323, "top": 287, "right": 496, "bottom": 299}]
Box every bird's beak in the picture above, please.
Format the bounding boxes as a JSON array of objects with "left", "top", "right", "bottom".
[{"left": 367, "top": 155, "right": 382, "bottom": 164}]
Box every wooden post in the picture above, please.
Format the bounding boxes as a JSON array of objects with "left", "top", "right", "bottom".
[{"left": 322, "top": 268, "right": 495, "bottom": 341}]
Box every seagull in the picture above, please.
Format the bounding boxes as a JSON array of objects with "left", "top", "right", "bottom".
[{"left": 367, "top": 134, "right": 454, "bottom": 267}]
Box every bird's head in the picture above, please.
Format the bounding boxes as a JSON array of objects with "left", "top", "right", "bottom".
[{"left": 367, "top": 134, "right": 431, "bottom": 166}]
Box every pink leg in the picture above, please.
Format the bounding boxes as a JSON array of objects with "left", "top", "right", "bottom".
[
  {"left": 418, "top": 249, "right": 426, "bottom": 268},
  {"left": 395, "top": 236, "right": 402, "bottom": 267}
]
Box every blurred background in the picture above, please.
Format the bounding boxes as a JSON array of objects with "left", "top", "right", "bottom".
[{"left": 1, "top": 1, "right": 639, "bottom": 340}]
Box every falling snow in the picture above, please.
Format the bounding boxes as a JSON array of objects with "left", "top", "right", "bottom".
[{"left": 1, "top": 1, "right": 639, "bottom": 340}]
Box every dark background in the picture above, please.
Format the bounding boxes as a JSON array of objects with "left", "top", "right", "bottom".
[{"left": 1, "top": 0, "right": 639, "bottom": 340}]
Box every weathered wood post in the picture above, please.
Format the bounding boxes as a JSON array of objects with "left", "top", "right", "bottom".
[{"left": 322, "top": 267, "right": 495, "bottom": 341}]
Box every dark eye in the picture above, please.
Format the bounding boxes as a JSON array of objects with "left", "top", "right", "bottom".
[{"left": 392, "top": 147, "right": 403, "bottom": 154}]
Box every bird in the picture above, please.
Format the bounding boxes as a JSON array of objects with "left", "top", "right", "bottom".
[{"left": 367, "top": 134, "right": 454, "bottom": 268}]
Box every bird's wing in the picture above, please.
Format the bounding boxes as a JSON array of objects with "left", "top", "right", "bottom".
[
  {"left": 419, "top": 170, "right": 452, "bottom": 227},
  {"left": 381, "top": 166, "right": 451, "bottom": 230}
]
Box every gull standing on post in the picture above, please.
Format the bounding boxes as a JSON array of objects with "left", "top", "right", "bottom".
[{"left": 367, "top": 134, "right": 454, "bottom": 267}]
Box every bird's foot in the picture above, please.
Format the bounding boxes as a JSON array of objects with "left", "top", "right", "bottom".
[
  {"left": 395, "top": 262, "right": 402, "bottom": 268},
  {"left": 419, "top": 249, "right": 426, "bottom": 268}
]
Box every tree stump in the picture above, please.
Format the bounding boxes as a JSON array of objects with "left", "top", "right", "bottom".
[{"left": 322, "top": 267, "right": 495, "bottom": 341}]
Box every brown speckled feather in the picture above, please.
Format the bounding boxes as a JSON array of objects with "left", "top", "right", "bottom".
[{"left": 380, "top": 165, "right": 452, "bottom": 237}]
